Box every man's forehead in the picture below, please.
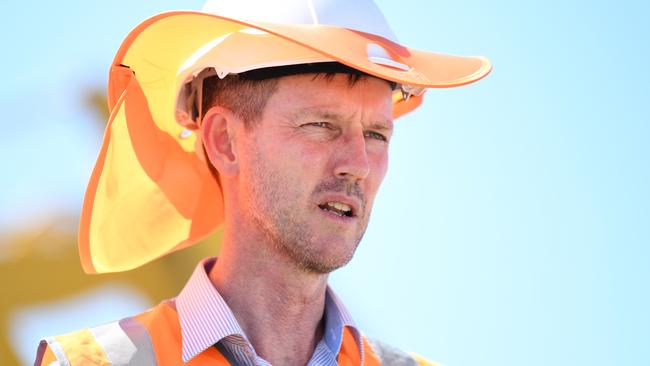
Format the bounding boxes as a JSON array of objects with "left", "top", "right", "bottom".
[
  {"left": 281, "top": 72, "right": 397, "bottom": 94},
  {"left": 274, "top": 73, "right": 393, "bottom": 110}
]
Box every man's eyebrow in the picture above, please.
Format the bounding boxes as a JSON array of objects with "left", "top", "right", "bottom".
[
  {"left": 292, "top": 108, "right": 393, "bottom": 131},
  {"left": 291, "top": 108, "right": 345, "bottom": 121},
  {"left": 367, "top": 121, "right": 393, "bottom": 132}
]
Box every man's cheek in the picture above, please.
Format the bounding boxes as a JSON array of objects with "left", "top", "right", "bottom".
[{"left": 370, "top": 161, "right": 389, "bottom": 187}]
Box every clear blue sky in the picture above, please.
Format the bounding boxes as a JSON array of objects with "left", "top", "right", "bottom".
[{"left": 1, "top": 1, "right": 648, "bottom": 365}]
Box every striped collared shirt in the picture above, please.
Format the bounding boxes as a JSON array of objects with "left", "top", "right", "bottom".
[{"left": 175, "top": 257, "right": 364, "bottom": 365}]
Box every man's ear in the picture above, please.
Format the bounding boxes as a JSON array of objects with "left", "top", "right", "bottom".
[{"left": 201, "top": 106, "right": 242, "bottom": 178}]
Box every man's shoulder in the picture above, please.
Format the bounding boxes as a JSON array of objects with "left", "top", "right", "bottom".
[
  {"left": 365, "top": 337, "right": 443, "bottom": 366},
  {"left": 34, "top": 301, "right": 176, "bottom": 366}
]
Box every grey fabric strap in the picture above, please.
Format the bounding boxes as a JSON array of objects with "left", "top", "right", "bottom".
[
  {"left": 366, "top": 338, "right": 418, "bottom": 366},
  {"left": 215, "top": 342, "right": 243, "bottom": 366}
]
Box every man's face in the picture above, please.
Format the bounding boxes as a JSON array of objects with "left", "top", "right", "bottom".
[{"left": 237, "top": 73, "right": 393, "bottom": 274}]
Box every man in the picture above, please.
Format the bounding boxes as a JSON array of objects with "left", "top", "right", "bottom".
[{"left": 35, "top": 0, "right": 490, "bottom": 365}]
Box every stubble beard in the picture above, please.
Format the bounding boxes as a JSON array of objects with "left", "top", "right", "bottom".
[{"left": 245, "top": 149, "right": 369, "bottom": 275}]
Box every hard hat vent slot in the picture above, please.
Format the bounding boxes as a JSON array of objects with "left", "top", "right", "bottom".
[{"left": 366, "top": 43, "right": 410, "bottom": 71}]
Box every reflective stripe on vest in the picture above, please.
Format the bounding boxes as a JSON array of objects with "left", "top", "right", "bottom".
[
  {"left": 88, "top": 317, "right": 157, "bottom": 365},
  {"left": 38, "top": 329, "right": 111, "bottom": 365},
  {"left": 366, "top": 338, "right": 436, "bottom": 366},
  {"left": 36, "top": 301, "right": 435, "bottom": 366}
]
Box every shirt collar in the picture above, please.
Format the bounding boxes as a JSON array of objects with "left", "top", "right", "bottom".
[
  {"left": 176, "top": 257, "right": 364, "bottom": 364},
  {"left": 323, "top": 286, "right": 360, "bottom": 356},
  {"left": 176, "top": 257, "right": 248, "bottom": 363}
]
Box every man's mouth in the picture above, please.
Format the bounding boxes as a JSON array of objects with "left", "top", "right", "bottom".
[{"left": 318, "top": 201, "right": 354, "bottom": 217}]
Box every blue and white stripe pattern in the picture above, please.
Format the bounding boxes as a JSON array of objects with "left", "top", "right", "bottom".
[{"left": 176, "top": 257, "right": 364, "bottom": 365}]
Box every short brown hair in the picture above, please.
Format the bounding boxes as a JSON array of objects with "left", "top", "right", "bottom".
[{"left": 202, "top": 74, "right": 279, "bottom": 127}]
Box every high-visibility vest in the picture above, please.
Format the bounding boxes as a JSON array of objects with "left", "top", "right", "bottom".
[{"left": 35, "top": 300, "right": 438, "bottom": 366}]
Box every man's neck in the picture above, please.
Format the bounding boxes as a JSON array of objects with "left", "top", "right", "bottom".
[{"left": 209, "top": 227, "right": 329, "bottom": 366}]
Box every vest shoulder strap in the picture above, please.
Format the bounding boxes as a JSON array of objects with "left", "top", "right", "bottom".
[
  {"left": 34, "top": 302, "right": 230, "bottom": 366},
  {"left": 35, "top": 328, "right": 112, "bottom": 366},
  {"left": 366, "top": 338, "right": 442, "bottom": 366},
  {"left": 34, "top": 316, "right": 158, "bottom": 366}
]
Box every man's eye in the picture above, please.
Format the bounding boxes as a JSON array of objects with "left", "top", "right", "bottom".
[
  {"left": 365, "top": 130, "right": 387, "bottom": 142},
  {"left": 306, "top": 122, "right": 331, "bottom": 128}
]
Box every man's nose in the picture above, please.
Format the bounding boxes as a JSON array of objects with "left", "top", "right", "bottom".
[{"left": 333, "top": 130, "right": 370, "bottom": 181}]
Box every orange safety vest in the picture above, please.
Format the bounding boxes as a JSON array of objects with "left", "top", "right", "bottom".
[{"left": 35, "top": 300, "right": 437, "bottom": 366}]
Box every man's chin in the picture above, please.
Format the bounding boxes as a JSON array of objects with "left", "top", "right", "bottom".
[
  {"left": 295, "top": 253, "right": 353, "bottom": 274},
  {"left": 277, "top": 236, "right": 359, "bottom": 274}
]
